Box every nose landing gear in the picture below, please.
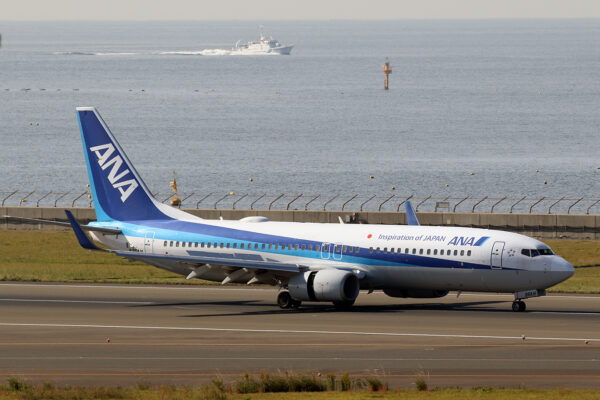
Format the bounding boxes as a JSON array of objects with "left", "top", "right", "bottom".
[{"left": 512, "top": 300, "right": 526, "bottom": 312}]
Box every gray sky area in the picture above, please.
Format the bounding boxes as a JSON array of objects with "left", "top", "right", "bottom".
[{"left": 3, "top": 0, "right": 600, "bottom": 20}]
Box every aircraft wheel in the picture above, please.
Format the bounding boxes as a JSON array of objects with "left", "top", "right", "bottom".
[
  {"left": 277, "top": 291, "right": 293, "bottom": 309},
  {"left": 290, "top": 299, "right": 302, "bottom": 309},
  {"left": 333, "top": 300, "right": 355, "bottom": 310},
  {"left": 512, "top": 301, "right": 526, "bottom": 312}
]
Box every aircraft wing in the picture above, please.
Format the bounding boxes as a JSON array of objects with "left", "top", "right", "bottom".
[{"left": 112, "top": 250, "right": 303, "bottom": 274}]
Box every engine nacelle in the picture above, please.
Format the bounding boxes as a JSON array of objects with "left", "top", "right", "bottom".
[
  {"left": 383, "top": 289, "right": 449, "bottom": 298},
  {"left": 288, "top": 269, "right": 360, "bottom": 302}
]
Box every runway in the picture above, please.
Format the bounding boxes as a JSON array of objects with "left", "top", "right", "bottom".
[{"left": 0, "top": 282, "right": 598, "bottom": 389}]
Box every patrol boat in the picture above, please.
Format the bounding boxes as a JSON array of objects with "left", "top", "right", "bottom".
[{"left": 232, "top": 28, "right": 293, "bottom": 55}]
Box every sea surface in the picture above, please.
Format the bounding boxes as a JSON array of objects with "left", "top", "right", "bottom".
[{"left": 0, "top": 20, "right": 599, "bottom": 211}]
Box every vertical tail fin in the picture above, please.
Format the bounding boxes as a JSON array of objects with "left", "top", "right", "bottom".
[
  {"left": 76, "top": 107, "right": 175, "bottom": 222},
  {"left": 405, "top": 201, "right": 420, "bottom": 226}
]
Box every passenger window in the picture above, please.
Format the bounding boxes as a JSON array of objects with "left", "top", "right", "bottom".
[
  {"left": 460, "top": 250, "right": 464, "bottom": 256},
  {"left": 531, "top": 249, "right": 540, "bottom": 257},
  {"left": 254, "top": 243, "right": 259, "bottom": 249},
  {"left": 467, "top": 250, "right": 471, "bottom": 256},
  {"left": 182, "top": 242, "right": 185, "bottom": 248},
  {"left": 201, "top": 242, "right": 205, "bottom": 248},
  {"left": 316, "top": 245, "right": 321, "bottom": 252},
  {"left": 189, "top": 242, "right": 193, "bottom": 247},
  {"left": 383, "top": 247, "right": 388, "bottom": 254},
  {"left": 369, "top": 247, "right": 373, "bottom": 254},
  {"left": 288, "top": 244, "right": 293, "bottom": 250},
  {"left": 295, "top": 244, "right": 300, "bottom": 250},
  {"left": 355, "top": 247, "right": 360, "bottom": 253},
  {"left": 427, "top": 249, "right": 431, "bottom": 255},
  {"left": 226, "top": 243, "right": 230, "bottom": 248},
  {"left": 433, "top": 249, "right": 437, "bottom": 255},
  {"left": 302, "top": 244, "right": 306, "bottom": 250},
  {"left": 405, "top": 248, "right": 409, "bottom": 254},
  {"left": 170, "top": 241, "right": 173, "bottom": 247},
  {"left": 454, "top": 250, "right": 458, "bottom": 256},
  {"left": 412, "top": 248, "right": 416, "bottom": 254},
  {"left": 176, "top": 242, "right": 180, "bottom": 247},
  {"left": 308, "top": 245, "right": 313, "bottom": 251},
  {"left": 163, "top": 241, "right": 167, "bottom": 247},
  {"left": 419, "top": 249, "right": 423, "bottom": 255},
  {"left": 207, "top": 243, "right": 211, "bottom": 248},
  {"left": 195, "top": 242, "right": 198, "bottom": 247},
  {"left": 342, "top": 245, "right": 347, "bottom": 253},
  {"left": 232, "top": 243, "right": 237, "bottom": 249},
  {"left": 261, "top": 244, "right": 265, "bottom": 249},
  {"left": 220, "top": 243, "right": 224, "bottom": 248},
  {"left": 268, "top": 244, "right": 272, "bottom": 250}
]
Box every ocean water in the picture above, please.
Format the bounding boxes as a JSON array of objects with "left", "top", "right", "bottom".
[{"left": 0, "top": 20, "right": 599, "bottom": 211}]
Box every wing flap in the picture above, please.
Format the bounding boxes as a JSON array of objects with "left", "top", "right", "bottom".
[{"left": 112, "top": 251, "right": 302, "bottom": 274}]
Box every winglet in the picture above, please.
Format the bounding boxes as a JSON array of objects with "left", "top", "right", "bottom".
[
  {"left": 65, "top": 210, "right": 102, "bottom": 250},
  {"left": 405, "top": 201, "right": 420, "bottom": 226}
]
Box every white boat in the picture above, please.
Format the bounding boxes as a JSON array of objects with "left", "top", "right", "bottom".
[{"left": 232, "top": 28, "right": 293, "bottom": 55}]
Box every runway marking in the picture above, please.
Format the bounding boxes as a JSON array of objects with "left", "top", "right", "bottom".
[
  {"left": 531, "top": 311, "right": 600, "bottom": 316},
  {"left": 0, "top": 283, "right": 598, "bottom": 300},
  {"left": 0, "top": 322, "right": 598, "bottom": 343},
  {"left": 0, "top": 298, "right": 152, "bottom": 305}
]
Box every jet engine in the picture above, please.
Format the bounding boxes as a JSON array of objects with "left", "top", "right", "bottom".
[
  {"left": 383, "top": 289, "right": 449, "bottom": 298},
  {"left": 288, "top": 269, "right": 360, "bottom": 302}
]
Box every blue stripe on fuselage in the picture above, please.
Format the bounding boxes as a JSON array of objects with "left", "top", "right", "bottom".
[{"left": 90, "top": 219, "right": 508, "bottom": 272}]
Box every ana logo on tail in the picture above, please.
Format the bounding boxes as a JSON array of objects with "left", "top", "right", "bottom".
[{"left": 89, "top": 143, "right": 139, "bottom": 202}]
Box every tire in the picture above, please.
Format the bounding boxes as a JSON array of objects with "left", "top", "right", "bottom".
[
  {"left": 277, "top": 291, "right": 293, "bottom": 309},
  {"left": 512, "top": 301, "right": 526, "bottom": 312},
  {"left": 333, "top": 300, "right": 355, "bottom": 310},
  {"left": 290, "top": 299, "right": 302, "bottom": 309}
]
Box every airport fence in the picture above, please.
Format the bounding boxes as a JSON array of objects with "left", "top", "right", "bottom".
[{"left": 2, "top": 190, "right": 599, "bottom": 215}]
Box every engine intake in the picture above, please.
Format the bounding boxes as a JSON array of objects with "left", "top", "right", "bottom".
[
  {"left": 383, "top": 289, "right": 449, "bottom": 298},
  {"left": 288, "top": 270, "right": 360, "bottom": 302}
]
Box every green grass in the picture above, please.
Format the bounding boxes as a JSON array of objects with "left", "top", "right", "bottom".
[
  {"left": 0, "top": 231, "right": 598, "bottom": 292},
  {"left": 0, "top": 230, "right": 205, "bottom": 284},
  {"left": 0, "top": 379, "right": 599, "bottom": 400}
]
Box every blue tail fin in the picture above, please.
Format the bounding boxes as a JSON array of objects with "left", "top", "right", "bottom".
[
  {"left": 76, "top": 107, "right": 171, "bottom": 222},
  {"left": 405, "top": 200, "right": 420, "bottom": 226}
]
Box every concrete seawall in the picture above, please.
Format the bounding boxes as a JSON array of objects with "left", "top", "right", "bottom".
[{"left": 2, "top": 206, "right": 599, "bottom": 240}]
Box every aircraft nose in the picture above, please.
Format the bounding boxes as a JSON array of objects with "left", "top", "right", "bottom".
[{"left": 551, "top": 257, "right": 574, "bottom": 283}]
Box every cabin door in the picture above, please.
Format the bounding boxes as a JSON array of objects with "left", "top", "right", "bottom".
[
  {"left": 144, "top": 231, "right": 155, "bottom": 253},
  {"left": 320, "top": 242, "right": 331, "bottom": 259},
  {"left": 490, "top": 241, "right": 504, "bottom": 270}
]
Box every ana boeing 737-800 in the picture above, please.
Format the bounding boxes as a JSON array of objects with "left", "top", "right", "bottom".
[{"left": 7, "top": 107, "right": 574, "bottom": 312}]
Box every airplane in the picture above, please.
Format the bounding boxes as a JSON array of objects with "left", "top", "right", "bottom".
[{"left": 7, "top": 107, "right": 574, "bottom": 312}]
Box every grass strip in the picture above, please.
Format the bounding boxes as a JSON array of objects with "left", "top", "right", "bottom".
[{"left": 0, "top": 231, "right": 598, "bottom": 292}]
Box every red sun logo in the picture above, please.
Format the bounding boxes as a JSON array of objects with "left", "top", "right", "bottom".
[{"left": 367, "top": 234, "right": 372, "bottom": 239}]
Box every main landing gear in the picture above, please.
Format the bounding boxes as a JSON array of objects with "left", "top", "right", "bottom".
[
  {"left": 277, "top": 291, "right": 301, "bottom": 309},
  {"left": 512, "top": 300, "right": 526, "bottom": 312}
]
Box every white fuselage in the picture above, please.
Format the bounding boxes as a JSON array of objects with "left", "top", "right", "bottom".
[{"left": 91, "top": 219, "right": 574, "bottom": 294}]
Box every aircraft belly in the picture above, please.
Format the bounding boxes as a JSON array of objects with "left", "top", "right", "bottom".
[{"left": 373, "top": 266, "right": 555, "bottom": 293}]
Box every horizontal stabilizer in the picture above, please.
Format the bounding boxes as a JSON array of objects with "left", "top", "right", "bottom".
[
  {"left": 405, "top": 200, "right": 420, "bottom": 226},
  {"left": 3, "top": 215, "right": 121, "bottom": 234}
]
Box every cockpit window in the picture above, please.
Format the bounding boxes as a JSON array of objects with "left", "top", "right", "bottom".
[
  {"left": 522, "top": 247, "right": 554, "bottom": 257},
  {"left": 538, "top": 248, "right": 554, "bottom": 256}
]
